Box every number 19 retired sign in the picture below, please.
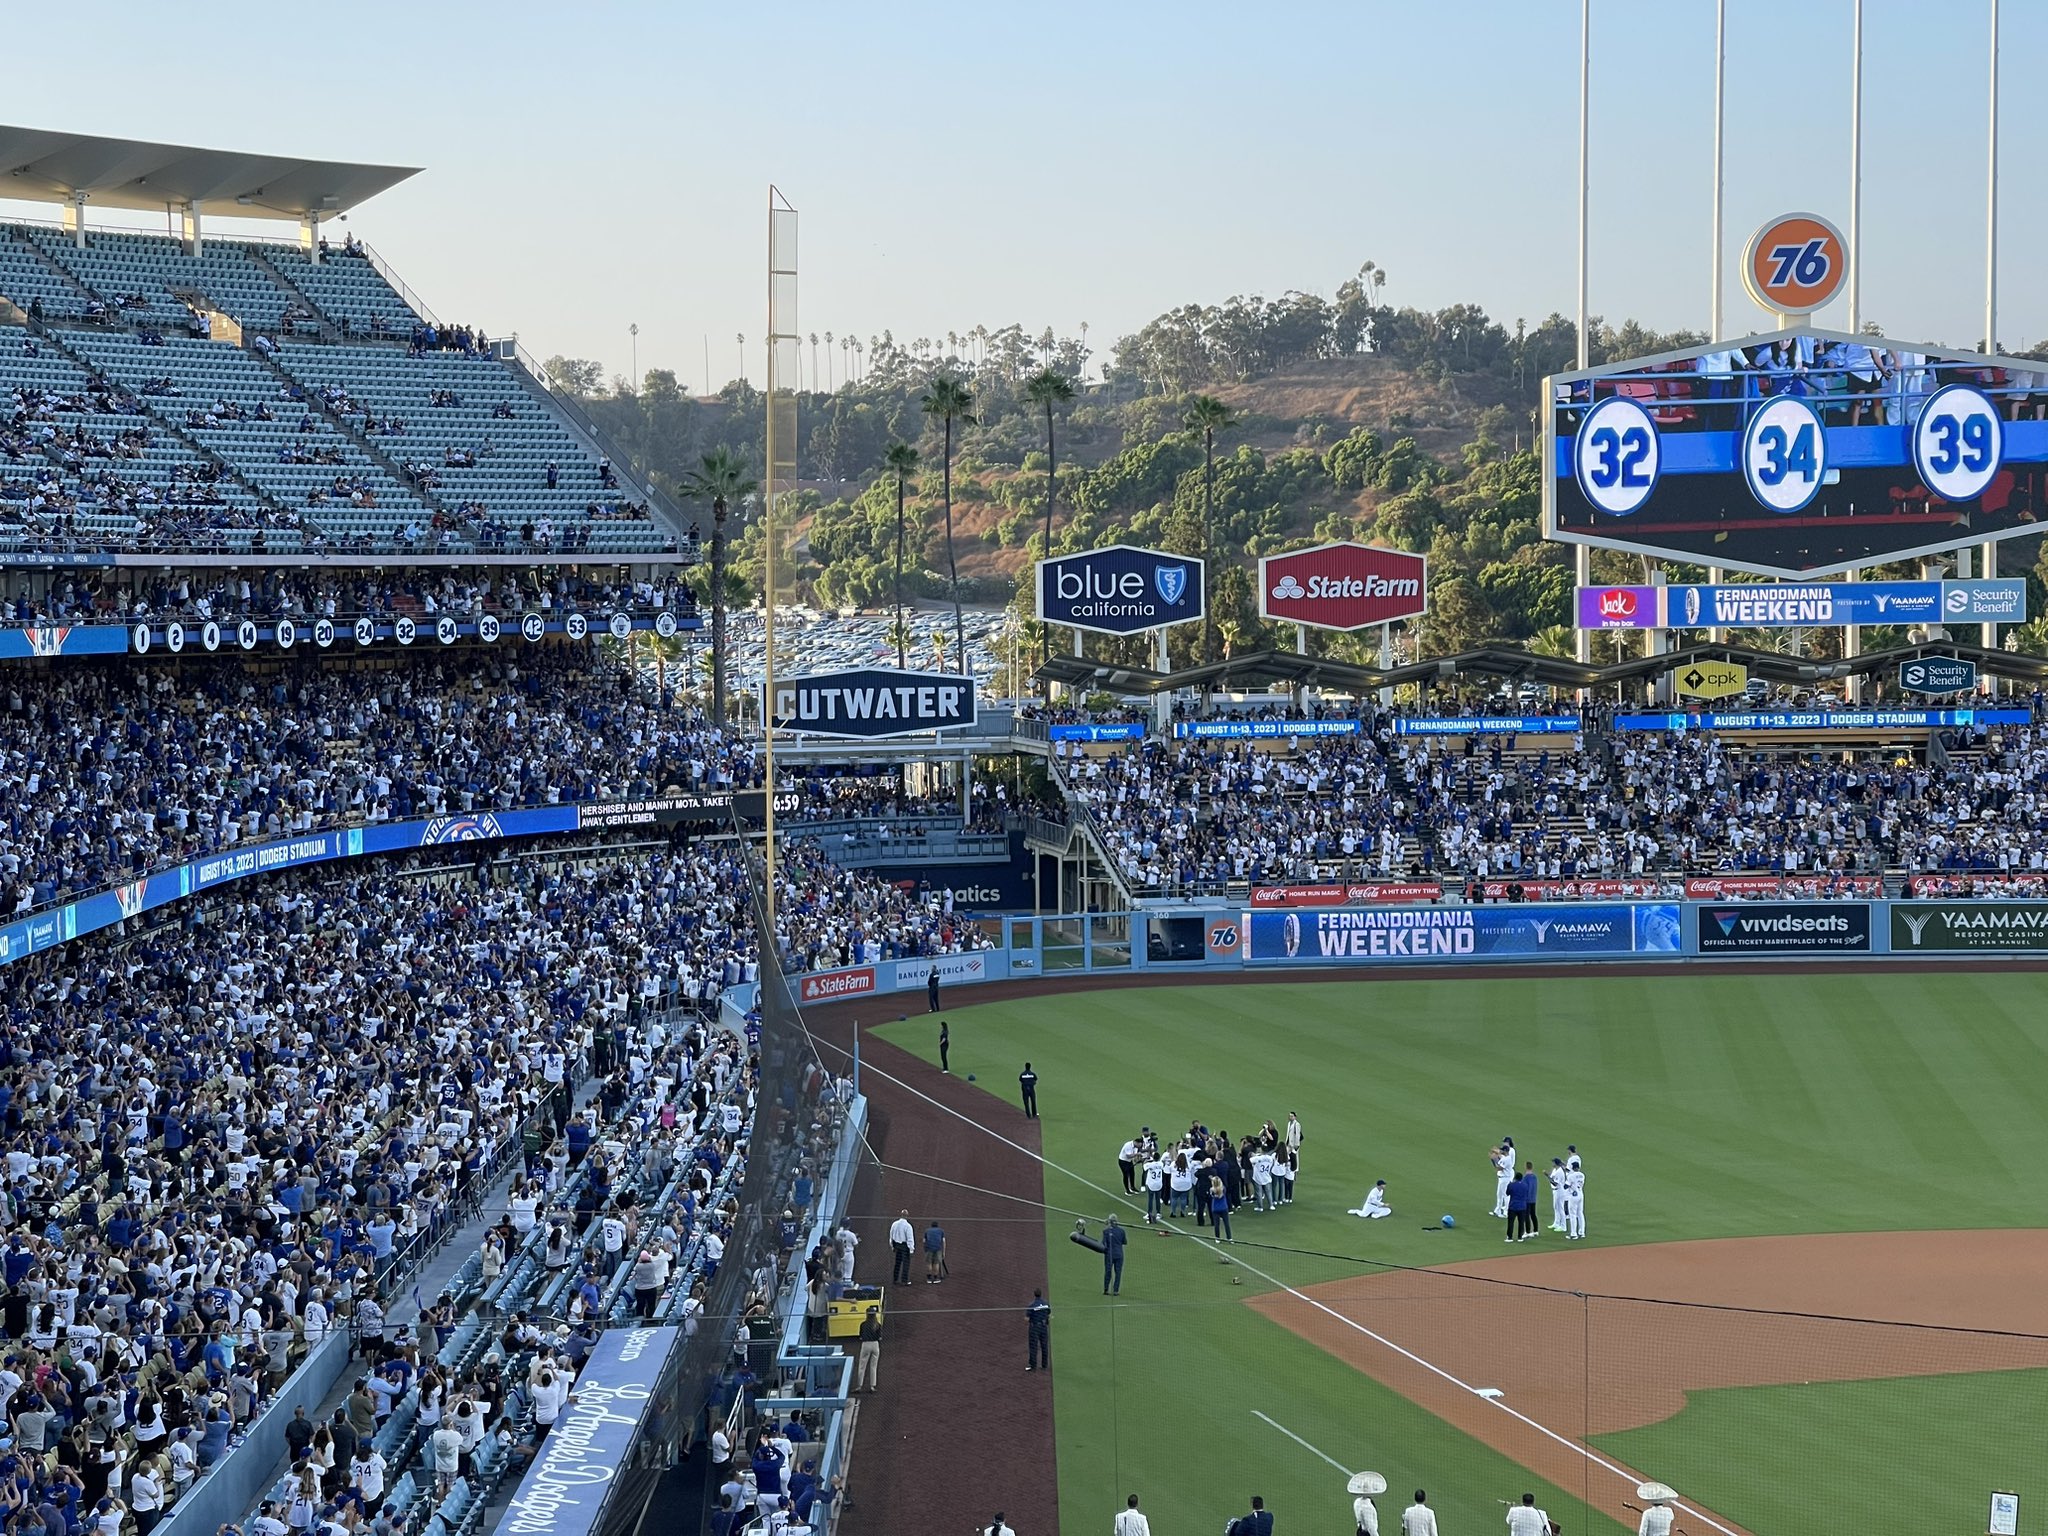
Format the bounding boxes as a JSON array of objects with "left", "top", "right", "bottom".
[{"left": 764, "top": 667, "right": 978, "bottom": 739}]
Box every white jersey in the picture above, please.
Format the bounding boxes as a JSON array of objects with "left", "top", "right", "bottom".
[{"left": 1507, "top": 1507, "right": 1550, "bottom": 1536}]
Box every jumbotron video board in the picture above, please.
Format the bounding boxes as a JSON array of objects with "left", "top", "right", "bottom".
[{"left": 1544, "top": 329, "right": 2048, "bottom": 577}]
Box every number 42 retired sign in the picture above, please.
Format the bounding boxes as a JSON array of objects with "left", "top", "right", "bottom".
[{"left": 764, "top": 667, "right": 978, "bottom": 739}]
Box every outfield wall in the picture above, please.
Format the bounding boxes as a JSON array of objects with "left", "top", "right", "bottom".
[{"left": 795, "top": 900, "right": 2048, "bottom": 1000}]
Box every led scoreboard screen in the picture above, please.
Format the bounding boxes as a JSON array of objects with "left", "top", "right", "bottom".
[{"left": 1545, "top": 331, "right": 2048, "bottom": 577}]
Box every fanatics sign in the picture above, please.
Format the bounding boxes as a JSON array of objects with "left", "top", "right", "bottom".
[{"left": 1259, "top": 542, "right": 1427, "bottom": 631}]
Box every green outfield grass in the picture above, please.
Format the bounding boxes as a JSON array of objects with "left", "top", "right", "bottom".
[{"left": 873, "top": 971, "right": 2048, "bottom": 1536}]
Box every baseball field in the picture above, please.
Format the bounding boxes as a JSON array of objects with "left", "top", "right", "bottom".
[{"left": 872, "top": 968, "right": 2048, "bottom": 1536}]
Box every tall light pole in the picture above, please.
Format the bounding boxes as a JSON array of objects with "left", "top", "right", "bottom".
[
  {"left": 1710, "top": 0, "right": 1725, "bottom": 338},
  {"left": 629, "top": 322, "right": 639, "bottom": 391},
  {"left": 1575, "top": 0, "right": 1593, "bottom": 667},
  {"left": 1846, "top": 0, "right": 1863, "bottom": 332}
]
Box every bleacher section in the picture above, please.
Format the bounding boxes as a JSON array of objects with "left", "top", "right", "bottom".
[
  {"left": 277, "top": 342, "right": 670, "bottom": 553},
  {"left": 0, "top": 326, "right": 285, "bottom": 551},
  {"left": 65, "top": 328, "right": 433, "bottom": 548},
  {"left": 0, "top": 223, "right": 683, "bottom": 556}
]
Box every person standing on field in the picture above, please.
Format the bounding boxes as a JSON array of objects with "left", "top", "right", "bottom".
[
  {"left": 927, "top": 966, "right": 941, "bottom": 1013},
  {"left": 1019, "top": 1062, "right": 1039, "bottom": 1119},
  {"left": 1101, "top": 1216, "right": 1126, "bottom": 1295},
  {"left": 1507, "top": 1492, "right": 1550, "bottom": 1536},
  {"left": 1118, "top": 1136, "right": 1140, "bottom": 1195},
  {"left": 1401, "top": 1491, "right": 1439, "bottom": 1536},
  {"left": 888, "top": 1210, "right": 914, "bottom": 1287},
  {"left": 1491, "top": 1144, "right": 1513, "bottom": 1219},
  {"left": 1113, "top": 1494, "right": 1149, "bottom": 1536},
  {"left": 1142, "top": 1153, "right": 1165, "bottom": 1223},
  {"left": 1025, "top": 1291, "right": 1051, "bottom": 1371},
  {"left": 1564, "top": 1163, "right": 1586, "bottom": 1240},
  {"left": 853, "top": 1307, "right": 881, "bottom": 1393},
  {"left": 1548, "top": 1159, "right": 1567, "bottom": 1233},
  {"left": 923, "top": 1218, "right": 946, "bottom": 1282},
  {"left": 939, "top": 1020, "right": 950, "bottom": 1073}
]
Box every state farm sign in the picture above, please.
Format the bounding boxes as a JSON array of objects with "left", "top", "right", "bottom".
[{"left": 1259, "top": 543, "right": 1427, "bottom": 631}]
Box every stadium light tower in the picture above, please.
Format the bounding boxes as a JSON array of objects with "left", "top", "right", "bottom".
[
  {"left": 1574, "top": 0, "right": 1593, "bottom": 665},
  {"left": 630, "top": 323, "right": 639, "bottom": 391},
  {"left": 763, "top": 187, "right": 800, "bottom": 920}
]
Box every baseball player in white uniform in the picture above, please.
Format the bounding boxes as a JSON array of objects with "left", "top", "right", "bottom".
[
  {"left": 1564, "top": 1163, "right": 1586, "bottom": 1239},
  {"left": 1490, "top": 1144, "right": 1513, "bottom": 1219},
  {"left": 1350, "top": 1180, "right": 1392, "bottom": 1219},
  {"left": 1547, "top": 1158, "right": 1567, "bottom": 1232}
]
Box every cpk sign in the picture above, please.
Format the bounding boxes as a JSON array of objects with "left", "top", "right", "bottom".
[
  {"left": 1037, "top": 544, "right": 1205, "bottom": 636},
  {"left": 1259, "top": 543, "right": 1426, "bottom": 631}
]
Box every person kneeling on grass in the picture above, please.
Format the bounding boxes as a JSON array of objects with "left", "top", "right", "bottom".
[{"left": 1349, "top": 1180, "right": 1391, "bottom": 1219}]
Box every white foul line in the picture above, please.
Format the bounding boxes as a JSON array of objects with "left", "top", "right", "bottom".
[
  {"left": 1252, "top": 1410, "right": 1352, "bottom": 1475},
  {"left": 852, "top": 1055, "right": 1739, "bottom": 1536}
]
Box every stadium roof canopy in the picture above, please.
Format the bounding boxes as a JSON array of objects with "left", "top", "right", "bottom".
[
  {"left": 1035, "top": 639, "right": 2048, "bottom": 695},
  {"left": 0, "top": 125, "right": 420, "bottom": 220}
]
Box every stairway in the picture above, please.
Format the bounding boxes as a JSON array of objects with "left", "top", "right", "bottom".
[
  {"left": 11, "top": 227, "right": 109, "bottom": 313},
  {"left": 244, "top": 246, "right": 338, "bottom": 339}
]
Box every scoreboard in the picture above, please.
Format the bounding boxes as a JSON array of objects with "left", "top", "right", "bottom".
[{"left": 1544, "top": 329, "right": 2048, "bottom": 578}]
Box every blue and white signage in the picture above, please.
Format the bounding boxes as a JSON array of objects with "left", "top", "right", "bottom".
[
  {"left": 1572, "top": 396, "right": 1660, "bottom": 517},
  {"left": 1246, "top": 903, "right": 1680, "bottom": 964},
  {"left": 1668, "top": 583, "right": 1941, "bottom": 629},
  {"left": 1614, "top": 707, "right": 2026, "bottom": 733},
  {"left": 1741, "top": 396, "right": 1828, "bottom": 513},
  {"left": 1047, "top": 722, "right": 1147, "bottom": 742},
  {"left": 1899, "top": 657, "right": 1979, "bottom": 695},
  {"left": 1943, "top": 578, "right": 2027, "bottom": 622},
  {"left": 766, "top": 667, "right": 977, "bottom": 738},
  {"left": 1173, "top": 719, "right": 1362, "bottom": 740},
  {"left": 521, "top": 612, "right": 546, "bottom": 642},
  {"left": 1391, "top": 716, "right": 1582, "bottom": 736},
  {"left": 477, "top": 614, "right": 501, "bottom": 643},
  {"left": 500, "top": 1327, "right": 677, "bottom": 1536},
  {"left": 1913, "top": 385, "right": 2004, "bottom": 503},
  {"left": 1037, "top": 544, "right": 1206, "bottom": 636}
]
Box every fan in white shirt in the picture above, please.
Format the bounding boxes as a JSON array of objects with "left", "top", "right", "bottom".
[{"left": 1506, "top": 1494, "right": 1551, "bottom": 1536}]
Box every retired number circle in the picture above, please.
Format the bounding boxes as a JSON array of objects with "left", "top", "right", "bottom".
[
  {"left": 1913, "top": 384, "right": 2004, "bottom": 504},
  {"left": 1741, "top": 396, "right": 1828, "bottom": 513},
  {"left": 1572, "top": 396, "right": 1661, "bottom": 517}
]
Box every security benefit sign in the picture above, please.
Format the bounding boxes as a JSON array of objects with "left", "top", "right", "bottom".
[
  {"left": 1673, "top": 660, "right": 1747, "bottom": 701},
  {"left": 1037, "top": 544, "right": 1205, "bottom": 636},
  {"left": 1898, "top": 656, "right": 1978, "bottom": 695},
  {"left": 1245, "top": 903, "right": 1680, "bottom": 964},
  {"left": 1258, "top": 542, "right": 1426, "bottom": 631},
  {"left": 765, "top": 668, "right": 977, "bottom": 738},
  {"left": 1892, "top": 902, "right": 2048, "bottom": 954},
  {"left": 1695, "top": 902, "right": 1871, "bottom": 954}
]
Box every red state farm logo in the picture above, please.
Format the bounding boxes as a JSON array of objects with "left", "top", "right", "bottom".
[
  {"left": 799, "top": 967, "right": 876, "bottom": 1002},
  {"left": 1259, "top": 543, "right": 1427, "bottom": 631},
  {"left": 1597, "top": 588, "right": 1638, "bottom": 619}
]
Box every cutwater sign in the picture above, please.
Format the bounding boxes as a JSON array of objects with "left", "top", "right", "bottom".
[
  {"left": 766, "top": 668, "right": 977, "bottom": 738},
  {"left": 502, "top": 1326, "right": 674, "bottom": 1536},
  {"left": 1899, "top": 657, "right": 1978, "bottom": 695},
  {"left": 1036, "top": 544, "right": 1205, "bottom": 636}
]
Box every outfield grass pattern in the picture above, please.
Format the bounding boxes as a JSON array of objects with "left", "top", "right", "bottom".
[{"left": 876, "top": 972, "right": 2048, "bottom": 1536}]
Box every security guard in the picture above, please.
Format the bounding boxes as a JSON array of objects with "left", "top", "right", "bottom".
[{"left": 1025, "top": 1290, "right": 1051, "bottom": 1371}]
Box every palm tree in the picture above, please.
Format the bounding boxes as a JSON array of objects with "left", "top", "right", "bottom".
[
  {"left": 920, "top": 376, "right": 976, "bottom": 669},
  {"left": 883, "top": 441, "right": 920, "bottom": 668},
  {"left": 1022, "top": 367, "right": 1077, "bottom": 662},
  {"left": 1184, "top": 394, "right": 1235, "bottom": 665},
  {"left": 679, "top": 446, "right": 758, "bottom": 723}
]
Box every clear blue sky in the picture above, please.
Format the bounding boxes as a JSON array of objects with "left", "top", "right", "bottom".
[{"left": 5, "top": 0, "right": 2039, "bottom": 387}]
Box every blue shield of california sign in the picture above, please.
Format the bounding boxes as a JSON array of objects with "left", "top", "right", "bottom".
[{"left": 1036, "top": 544, "right": 1206, "bottom": 636}]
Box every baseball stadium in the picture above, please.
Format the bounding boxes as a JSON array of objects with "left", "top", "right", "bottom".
[{"left": 0, "top": 7, "right": 2042, "bottom": 1536}]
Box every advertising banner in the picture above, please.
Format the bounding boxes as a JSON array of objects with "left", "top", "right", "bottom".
[
  {"left": 765, "top": 668, "right": 977, "bottom": 739},
  {"left": 1898, "top": 657, "right": 1979, "bottom": 696},
  {"left": 574, "top": 790, "right": 789, "bottom": 831},
  {"left": 1392, "top": 716, "right": 1581, "bottom": 736},
  {"left": 871, "top": 859, "right": 1037, "bottom": 911},
  {"left": 1036, "top": 544, "right": 1206, "bottom": 636},
  {"left": 501, "top": 1326, "right": 677, "bottom": 1536},
  {"left": 885, "top": 952, "right": 999, "bottom": 992},
  {"left": 1890, "top": 902, "right": 2048, "bottom": 953},
  {"left": 1615, "top": 708, "right": 2027, "bottom": 733},
  {"left": 1674, "top": 660, "right": 1748, "bottom": 701},
  {"left": 1245, "top": 903, "right": 1679, "bottom": 963},
  {"left": 797, "top": 967, "right": 876, "bottom": 1003},
  {"left": 1576, "top": 581, "right": 2028, "bottom": 631},
  {"left": 1258, "top": 542, "right": 1427, "bottom": 630},
  {"left": 1173, "top": 719, "right": 1362, "bottom": 740},
  {"left": 1249, "top": 883, "right": 1444, "bottom": 907},
  {"left": 1047, "top": 723, "right": 1146, "bottom": 742},
  {"left": 1695, "top": 902, "right": 1871, "bottom": 953}
]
